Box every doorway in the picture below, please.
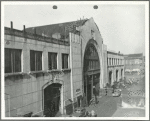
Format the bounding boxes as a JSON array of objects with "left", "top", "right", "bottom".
[
  {"left": 116, "top": 70, "right": 118, "bottom": 81},
  {"left": 109, "top": 71, "right": 112, "bottom": 85},
  {"left": 44, "top": 83, "right": 61, "bottom": 117},
  {"left": 83, "top": 42, "right": 100, "bottom": 106}
]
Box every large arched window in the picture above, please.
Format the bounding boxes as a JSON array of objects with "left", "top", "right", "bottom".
[{"left": 84, "top": 45, "right": 100, "bottom": 72}]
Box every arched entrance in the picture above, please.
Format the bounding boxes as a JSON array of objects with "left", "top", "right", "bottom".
[
  {"left": 109, "top": 71, "right": 112, "bottom": 85},
  {"left": 44, "top": 83, "right": 62, "bottom": 117},
  {"left": 121, "top": 69, "right": 123, "bottom": 79},
  {"left": 83, "top": 42, "right": 100, "bottom": 105},
  {"left": 116, "top": 70, "right": 118, "bottom": 82}
]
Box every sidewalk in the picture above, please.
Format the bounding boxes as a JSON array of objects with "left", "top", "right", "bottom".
[
  {"left": 112, "top": 107, "right": 145, "bottom": 117},
  {"left": 112, "top": 79, "right": 145, "bottom": 117},
  {"left": 85, "top": 95, "right": 120, "bottom": 117}
]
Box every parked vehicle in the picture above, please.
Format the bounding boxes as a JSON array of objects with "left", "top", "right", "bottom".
[
  {"left": 112, "top": 89, "right": 121, "bottom": 97},
  {"left": 111, "top": 81, "right": 122, "bottom": 97},
  {"left": 71, "top": 107, "right": 87, "bottom": 117}
]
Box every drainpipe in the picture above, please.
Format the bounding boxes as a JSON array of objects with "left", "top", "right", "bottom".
[
  {"left": 5, "top": 93, "right": 10, "bottom": 117},
  {"left": 69, "top": 32, "right": 74, "bottom": 111}
]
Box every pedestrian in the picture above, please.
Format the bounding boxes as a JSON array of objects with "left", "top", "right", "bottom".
[
  {"left": 105, "top": 83, "right": 109, "bottom": 96},
  {"left": 82, "top": 93, "right": 87, "bottom": 107},
  {"left": 93, "top": 86, "right": 97, "bottom": 104},
  {"left": 112, "top": 84, "right": 115, "bottom": 93}
]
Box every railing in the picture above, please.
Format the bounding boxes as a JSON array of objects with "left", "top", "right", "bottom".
[
  {"left": 5, "top": 27, "right": 70, "bottom": 46},
  {"left": 99, "top": 88, "right": 114, "bottom": 96}
]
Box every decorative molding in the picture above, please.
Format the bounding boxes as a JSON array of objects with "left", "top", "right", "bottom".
[
  {"left": 28, "top": 70, "right": 46, "bottom": 75},
  {"left": 5, "top": 72, "right": 27, "bottom": 77},
  {"left": 5, "top": 40, "right": 11, "bottom": 45},
  {"left": 5, "top": 27, "right": 70, "bottom": 46}
]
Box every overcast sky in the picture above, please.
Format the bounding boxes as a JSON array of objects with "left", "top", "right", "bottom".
[{"left": 4, "top": 2, "right": 146, "bottom": 55}]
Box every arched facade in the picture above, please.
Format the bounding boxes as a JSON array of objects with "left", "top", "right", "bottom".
[
  {"left": 83, "top": 39, "right": 100, "bottom": 105},
  {"left": 4, "top": 18, "right": 125, "bottom": 117},
  {"left": 107, "top": 51, "right": 125, "bottom": 85},
  {"left": 80, "top": 18, "right": 104, "bottom": 88},
  {"left": 42, "top": 79, "right": 64, "bottom": 117}
]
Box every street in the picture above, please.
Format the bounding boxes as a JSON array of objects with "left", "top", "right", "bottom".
[{"left": 84, "top": 73, "right": 145, "bottom": 117}]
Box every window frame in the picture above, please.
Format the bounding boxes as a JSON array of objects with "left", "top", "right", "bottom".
[
  {"left": 30, "top": 50, "right": 42, "bottom": 71},
  {"left": 5, "top": 48, "right": 22, "bottom": 73},
  {"left": 62, "top": 53, "right": 69, "bottom": 69},
  {"left": 48, "top": 52, "right": 58, "bottom": 70}
]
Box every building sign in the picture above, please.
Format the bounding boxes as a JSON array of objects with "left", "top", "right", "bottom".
[{"left": 76, "top": 88, "right": 82, "bottom": 96}]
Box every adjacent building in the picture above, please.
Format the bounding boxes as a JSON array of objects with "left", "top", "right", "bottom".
[
  {"left": 124, "top": 53, "right": 144, "bottom": 73},
  {"left": 4, "top": 17, "right": 125, "bottom": 117},
  {"left": 124, "top": 53, "right": 144, "bottom": 83},
  {"left": 107, "top": 51, "right": 124, "bottom": 86}
]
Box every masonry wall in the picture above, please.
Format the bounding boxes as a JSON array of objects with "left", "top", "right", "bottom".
[
  {"left": 107, "top": 52, "right": 124, "bottom": 85},
  {"left": 102, "top": 44, "right": 108, "bottom": 87},
  {"left": 4, "top": 34, "right": 71, "bottom": 117},
  {"left": 80, "top": 18, "right": 104, "bottom": 88},
  {"left": 69, "top": 33, "right": 82, "bottom": 101}
]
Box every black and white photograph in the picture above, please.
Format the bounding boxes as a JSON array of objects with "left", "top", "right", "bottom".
[{"left": 1, "top": 1, "right": 149, "bottom": 120}]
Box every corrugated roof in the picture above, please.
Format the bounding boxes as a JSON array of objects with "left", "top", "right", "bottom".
[{"left": 25, "top": 19, "right": 88, "bottom": 38}]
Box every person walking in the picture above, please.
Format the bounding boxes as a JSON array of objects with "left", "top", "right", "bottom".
[{"left": 93, "top": 86, "right": 97, "bottom": 104}]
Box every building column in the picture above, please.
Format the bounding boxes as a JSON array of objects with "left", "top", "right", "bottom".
[
  {"left": 91, "top": 75, "right": 93, "bottom": 97},
  {"left": 61, "top": 84, "right": 64, "bottom": 114},
  {"left": 85, "top": 75, "right": 88, "bottom": 105}
]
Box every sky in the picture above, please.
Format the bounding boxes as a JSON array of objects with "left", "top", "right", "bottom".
[{"left": 4, "top": 2, "right": 146, "bottom": 55}]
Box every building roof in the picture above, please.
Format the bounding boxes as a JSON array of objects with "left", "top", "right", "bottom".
[
  {"left": 107, "top": 51, "right": 124, "bottom": 56},
  {"left": 124, "top": 53, "right": 143, "bottom": 58},
  {"left": 25, "top": 19, "right": 88, "bottom": 38}
]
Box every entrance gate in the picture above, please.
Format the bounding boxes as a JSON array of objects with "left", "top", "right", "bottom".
[{"left": 44, "top": 83, "right": 61, "bottom": 117}]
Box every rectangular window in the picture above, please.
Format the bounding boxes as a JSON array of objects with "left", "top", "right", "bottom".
[
  {"left": 30, "top": 50, "right": 42, "bottom": 71},
  {"left": 62, "top": 54, "right": 68, "bottom": 69},
  {"left": 5, "top": 48, "right": 21, "bottom": 73},
  {"left": 107, "top": 58, "right": 108, "bottom": 65},
  {"left": 48, "top": 52, "right": 57, "bottom": 70}
]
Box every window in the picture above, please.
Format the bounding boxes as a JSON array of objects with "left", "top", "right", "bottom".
[
  {"left": 107, "top": 58, "right": 108, "bottom": 65},
  {"left": 5, "top": 48, "right": 22, "bottom": 73},
  {"left": 48, "top": 52, "right": 57, "bottom": 70},
  {"left": 30, "top": 50, "right": 42, "bottom": 71},
  {"left": 62, "top": 54, "right": 68, "bottom": 69}
]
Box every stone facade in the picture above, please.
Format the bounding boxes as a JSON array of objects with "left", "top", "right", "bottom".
[
  {"left": 124, "top": 53, "right": 144, "bottom": 73},
  {"left": 4, "top": 18, "right": 125, "bottom": 117},
  {"left": 107, "top": 51, "right": 124, "bottom": 86},
  {"left": 5, "top": 31, "right": 71, "bottom": 116}
]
